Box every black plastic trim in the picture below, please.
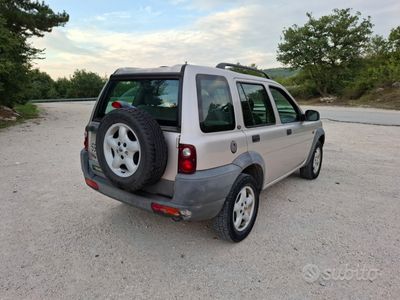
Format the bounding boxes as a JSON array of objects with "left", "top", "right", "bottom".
[{"left": 216, "top": 62, "right": 270, "bottom": 79}]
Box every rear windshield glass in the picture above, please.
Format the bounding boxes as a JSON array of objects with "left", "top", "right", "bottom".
[{"left": 98, "top": 79, "right": 180, "bottom": 127}]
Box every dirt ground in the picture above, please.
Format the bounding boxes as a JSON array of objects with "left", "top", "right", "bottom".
[{"left": 0, "top": 102, "right": 399, "bottom": 299}]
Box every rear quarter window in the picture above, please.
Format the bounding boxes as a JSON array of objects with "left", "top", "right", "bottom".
[{"left": 196, "top": 74, "right": 235, "bottom": 133}]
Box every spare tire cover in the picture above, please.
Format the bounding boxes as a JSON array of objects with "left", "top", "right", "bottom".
[{"left": 96, "top": 107, "right": 168, "bottom": 192}]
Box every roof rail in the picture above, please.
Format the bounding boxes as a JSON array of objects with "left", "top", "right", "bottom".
[{"left": 216, "top": 62, "right": 270, "bottom": 79}]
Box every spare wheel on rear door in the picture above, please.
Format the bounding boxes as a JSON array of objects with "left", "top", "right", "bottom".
[{"left": 96, "top": 107, "right": 168, "bottom": 192}]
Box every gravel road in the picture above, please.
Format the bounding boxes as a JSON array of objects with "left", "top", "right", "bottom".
[{"left": 1, "top": 102, "right": 399, "bottom": 299}]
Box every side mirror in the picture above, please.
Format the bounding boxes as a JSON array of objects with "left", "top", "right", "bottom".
[{"left": 304, "top": 110, "right": 320, "bottom": 121}]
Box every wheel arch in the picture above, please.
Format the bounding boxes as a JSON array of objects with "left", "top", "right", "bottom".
[
  {"left": 305, "top": 127, "right": 325, "bottom": 165},
  {"left": 319, "top": 133, "right": 325, "bottom": 145},
  {"left": 232, "top": 151, "right": 265, "bottom": 191}
]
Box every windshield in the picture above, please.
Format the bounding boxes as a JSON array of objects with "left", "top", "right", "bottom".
[{"left": 98, "top": 78, "right": 180, "bottom": 127}]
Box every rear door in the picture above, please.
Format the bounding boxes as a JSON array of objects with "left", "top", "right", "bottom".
[{"left": 235, "top": 80, "right": 287, "bottom": 184}]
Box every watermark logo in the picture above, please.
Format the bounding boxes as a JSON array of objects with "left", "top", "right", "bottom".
[
  {"left": 302, "top": 264, "right": 380, "bottom": 283},
  {"left": 303, "top": 264, "right": 321, "bottom": 283}
]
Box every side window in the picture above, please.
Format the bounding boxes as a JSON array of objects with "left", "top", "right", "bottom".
[
  {"left": 269, "top": 87, "right": 300, "bottom": 123},
  {"left": 237, "top": 82, "right": 275, "bottom": 127},
  {"left": 197, "top": 74, "right": 235, "bottom": 133}
]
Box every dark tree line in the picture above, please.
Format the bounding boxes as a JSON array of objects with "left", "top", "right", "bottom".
[
  {"left": 28, "top": 69, "right": 106, "bottom": 100},
  {"left": 0, "top": 0, "right": 69, "bottom": 107}
]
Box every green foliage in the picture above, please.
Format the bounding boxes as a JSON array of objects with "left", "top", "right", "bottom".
[
  {"left": 1, "top": 0, "right": 68, "bottom": 38},
  {"left": 25, "top": 69, "right": 58, "bottom": 100},
  {"left": 277, "top": 8, "right": 373, "bottom": 96},
  {"left": 54, "top": 77, "right": 71, "bottom": 98},
  {"left": 388, "top": 26, "right": 400, "bottom": 51},
  {"left": 0, "top": 102, "right": 39, "bottom": 129},
  {"left": 14, "top": 102, "right": 39, "bottom": 119},
  {"left": 264, "top": 68, "right": 299, "bottom": 79},
  {"left": 275, "top": 71, "right": 320, "bottom": 99},
  {"left": 0, "top": 15, "right": 31, "bottom": 107},
  {"left": 66, "top": 70, "right": 106, "bottom": 98},
  {"left": 343, "top": 26, "right": 400, "bottom": 99},
  {"left": 22, "top": 69, "right": 106, "bottom": 100},
  {"left": 277, "top": 9, "right": 400, "bottom": 100},
  {"left": 0, "top": 0, "right": 69, "bottom": 107}
]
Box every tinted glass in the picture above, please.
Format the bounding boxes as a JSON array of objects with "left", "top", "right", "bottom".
[
  {"left": 197, "top": 75, "right": 235, "bottom": 133},
  {"left": 269, "top": 87, "right": 299, "bottom": 123},
  {"left": 237, "top": 83, "right": 275, "bottom": 127},
  {"left": 99, "top": 79, "right": 179, "bottom": 127}
]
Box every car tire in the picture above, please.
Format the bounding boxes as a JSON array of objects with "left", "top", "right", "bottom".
[
  {"left": 300, "top": 141, "right": 323, "bottom": 180},
  {"left": 213, "top": 174, "right": 259, "bottom": 242},
  {"left": 96, "top": 107, "right": 168, "bottom": 192}
]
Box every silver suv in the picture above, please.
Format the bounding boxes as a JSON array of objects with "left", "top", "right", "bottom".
[{"left": 81, "top": 63, "right": 325, "bottom": 242}]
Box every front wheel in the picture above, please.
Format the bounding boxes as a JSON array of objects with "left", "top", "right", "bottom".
[
  {"left": 213, "top": 174, "right": 259, "bottom": 242},
  {"left": 300, "top": 141, "right": 323, "bottom": 179}
]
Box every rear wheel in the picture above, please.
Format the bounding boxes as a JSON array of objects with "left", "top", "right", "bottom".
[
  {"left": 213, "top": 174, "right": 259, "bottom": 242},
  {"left": 300, "top": 141, "right": 323, "bottom": 179}
]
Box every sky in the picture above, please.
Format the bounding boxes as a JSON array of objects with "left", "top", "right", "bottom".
[{"left": 31, "top": 0, "right": 400, "bottom": 79}]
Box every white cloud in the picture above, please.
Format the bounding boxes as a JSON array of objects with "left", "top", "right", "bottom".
[
  {"left": 32, "top": 5, "right": 280, "bottom": 78},
  {"left": 31, "top": 0, "right": 400, "bottom": 78}
]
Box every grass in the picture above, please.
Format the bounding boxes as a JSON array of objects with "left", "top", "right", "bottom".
[
  {"left": 298, "top": 87, "right": 400, "bottom": 110},
  {"left": 0, "top": 103, "right": 40, "bottom": 129}
]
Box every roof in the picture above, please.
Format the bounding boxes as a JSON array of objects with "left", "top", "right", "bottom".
[
  {"left": 112, "top": 64, "right": 277, "bottom": 85},
  {"left": 113, "top": 64, "right": 184, "bottom": 75}
]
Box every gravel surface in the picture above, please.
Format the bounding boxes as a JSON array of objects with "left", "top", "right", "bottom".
[{"left": 1, "top": 102, "right": 399, "bottom": 299}]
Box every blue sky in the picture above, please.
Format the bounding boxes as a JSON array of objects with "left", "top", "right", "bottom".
[{"left": 32, "top": 0, "right": 400, "bottom": 78}]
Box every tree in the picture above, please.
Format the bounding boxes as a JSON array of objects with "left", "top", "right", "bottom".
[
  {"left": 277, "top": 8, "right": 373, "bottom": 96},
  {"left": 25, "top": 69, "right": 58, "bottom": 100},
  {"left": 0, "top": 0, "right": 68, "bottom": 107},
  {"left": 345, "top": 26, "right": 400, "bottom": 98},
  {"left": 66, "top": 70, "right": 106, "bottom": 98},
  {"left": 0, "top": 0, "right": 68, "bottom": 38},
  {"left": 388, "top": 26, "right": 400, "bottom": 52},
  {"left": 54, "top": 77, "right": 71, "bottom": 98},
  {"left": 0, "top": 15, "right": 30, "bottom": 107}
]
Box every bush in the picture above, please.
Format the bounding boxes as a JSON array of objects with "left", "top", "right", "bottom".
[{"left": 275, "top": 72, "right": 320, "bottom": 99}]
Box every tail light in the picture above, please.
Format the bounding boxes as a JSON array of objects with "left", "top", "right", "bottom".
[
  {"left": 85, "top": 178, "right": 98, "bottom": 190},
  {"left": 151, "top": 203, "right": 181, "bottom": 217},
  {"left": 111, "top": 101, "right": 122, "bottom": 109},
  {"left": 84, "top": 130, "right": 88, "bottom": 151},
  {"left": 178, "top": 144, "right": 196, "bottom": 174}
]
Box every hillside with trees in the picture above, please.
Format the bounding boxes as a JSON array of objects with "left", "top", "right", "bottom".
[{"left": 275, "top": 8, "right": 400, "bottom": 108}]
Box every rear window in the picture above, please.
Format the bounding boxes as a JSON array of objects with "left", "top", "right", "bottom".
[
  {"left": 196, "top": 74, "right": 235, "bottom": 133},
  {"left": 98, "top": 79, "right": 179, "bottom": 127}
]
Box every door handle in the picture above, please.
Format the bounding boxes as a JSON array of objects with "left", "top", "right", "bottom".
[
  {"left": 252, "top": 135, "right": 260, "bottom": 143},
  {"left": 286, "top": 129, "right": 292, "bottom": 135}
]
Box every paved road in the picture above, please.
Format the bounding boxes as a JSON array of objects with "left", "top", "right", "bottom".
[
  {"left": 1, "top": 102, "right": 399, "bottom": 299},
  {"left": 304, "top": 105, "right": 400, "bottom": 126}
]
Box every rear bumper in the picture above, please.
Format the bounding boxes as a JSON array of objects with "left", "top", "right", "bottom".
[{"left": 80, "top": 150, "right": 241, "bottom": 220}]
